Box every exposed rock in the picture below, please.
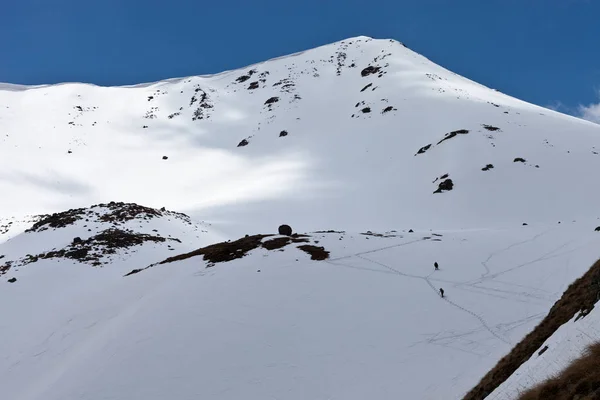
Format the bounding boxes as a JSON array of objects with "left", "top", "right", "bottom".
[
  {"left": 248, "top": 81, "right": 259, "bottom": 90},
  {"left": 236, "top": 75, "right": 250, "bottom": 83},
  {"left": 162, "top": 156, "right": 168, "bottom": 160},
  {"left": 437, "top": 129, "right": 469, "bottom": 145},
  {"left": 434, "top": 179, "right": 454, "bottom": 194},
  {"left": 360, "top": 83, "right": 373, "bottom": 92},
  {"left": 483, "top": 125, "right": 500, "bottom": 131},
  {"left": 595, "top": 226, "right": 600, "bottom": 232},
  {"left": 514, "top": 157, "right": 526, "bottom": 163},
  {"left": 278, "top": 224, "right": 293, "bottom": 236},
  {"left": 482, "top": 164, "right": 494, "bottom": 171},
  {"left": 416, "top": 144, "right": 432, "bottom": 155},
  {"left": 279, "top": 130, "right": 288, "bottom": 137},
  {"left": 237, "top": 139, "right": 249, "bottom": 147},
  {"left": 361, "top": 107, "right": 371, "bottom": 114},
  {"left": 27, "top": 208, "right": 87, "bottom": 232},
  {"left": 361, "top": 66, "right": 381, "bottom": 77},
  {"left": 264, "top": 97, "right": 279, "bottom": 105},
  {"left": 7, "top": 277, "right": 16, "bottom": 283}
]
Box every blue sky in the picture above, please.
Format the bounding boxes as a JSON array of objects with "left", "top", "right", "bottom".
[{"left": 2, "top": 0, "right": 599, "bottom": 121}]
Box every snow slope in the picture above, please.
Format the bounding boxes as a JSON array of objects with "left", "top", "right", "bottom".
[
  {"left": 2, "top": 36, "right": 600, "bottom": 237},
  {"left": 2, "top": 224, "right": 600, "bottom": 400},
  {"left": 2, "top": 36, "right": 600, "bottom": 400}
]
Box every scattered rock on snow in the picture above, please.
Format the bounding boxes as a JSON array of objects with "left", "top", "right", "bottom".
[
  {"left": 434, "top": 179, "right": 454, "bottom": 194},
  {"left": 437, "top": 129, "right": 469, "bottom": 145},
  {"left": 482, "top": 164, "right": 494, "bottom": 171},
  {"left": 416, "top": 144, "right": 432, "bottom": 155},
  {"left": 483, "top": 125, "right": 500, "bottom": 131},
  {"left": 361, "top": 66, "right": 381, "bottom": 77},
  {"left": 514, "top": 157, "right": 526, "bottom": 163},
  {"left": 264, "top": 97, "right": 279, "bottom": 105},
  {"left": 360, "top": 83, "right": 373, "bottom": 92}
]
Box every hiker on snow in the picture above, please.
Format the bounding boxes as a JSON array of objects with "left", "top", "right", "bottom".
[
  {"left": 439, "top": 288, "right": 445, "bottom": 298},
  {"left": 434, "top": 262, "right": 439, "bottom": 270}
]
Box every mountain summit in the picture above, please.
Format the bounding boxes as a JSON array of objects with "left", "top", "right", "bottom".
[
  {"left": 2, "top": 36, "right": 599, "bottom": 236},
  {"left": 2, "top": 37, "right": 600, "bottom": 400}
]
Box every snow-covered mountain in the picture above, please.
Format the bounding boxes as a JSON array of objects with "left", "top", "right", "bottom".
[{"left": 2, "top": 36, "right": 600, "bottom": 400}]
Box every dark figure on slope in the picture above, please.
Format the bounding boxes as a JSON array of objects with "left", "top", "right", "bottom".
[
  {"left": 434, "top": 262, "right": 439, "bottom": 270},
  {"left": 439, "top": 288, "right": 445, "bottom": 298}
]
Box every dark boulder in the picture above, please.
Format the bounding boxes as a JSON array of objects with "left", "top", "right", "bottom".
[
  {"left": 7, "top": 277, "right": 16, "bottom": 283},
  {"left": 278, "top": 224, "right": 293, "bottom": 236},
  {"left": 237, "top": 139, "right": 249, "bottom": 147}
]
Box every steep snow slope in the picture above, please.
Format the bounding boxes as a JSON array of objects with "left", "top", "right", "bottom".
[
  {"left": 2, "top": 36, "right": 600, "bottom": 400},
  {"left": 1, "top": 36, "right": 600, "bottom": 237}
]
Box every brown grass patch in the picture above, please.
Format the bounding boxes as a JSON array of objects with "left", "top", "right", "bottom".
[
  {"left": 517, "top": 342, "right": 600, "bottom": 400},
  {"left": 297, "top": 245, "right": 329, "bottom": 260},
  {"left": 464, "top": 258, "right": 600, "bottom": 400},
  {"left": 127, "top": 233, "right": 328, "bottom": 277},
  {"left": 160, "top": 235, "right": 271, "bottom": 265},
  {"left": 262, "top": 235, "right": 310, "bottom": 251}
]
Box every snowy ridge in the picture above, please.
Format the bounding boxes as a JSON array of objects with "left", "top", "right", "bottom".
[{"left": 1, "top": 36, "right": 600, "bottom": 399}]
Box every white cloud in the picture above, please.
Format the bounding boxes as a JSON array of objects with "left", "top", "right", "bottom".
[
  {"left": 577, "top": 89, "right": 600, "bottom": 124},
  {"left": 545, "top": 100, "right": 566, "bottom": 112}
]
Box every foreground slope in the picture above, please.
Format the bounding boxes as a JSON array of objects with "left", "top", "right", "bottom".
[
  {"left": 2, "top": 37, "right": 600, "bottom": 236},
  {"left": 3, "top": 220, "right": 600, "bottom": 399}
]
